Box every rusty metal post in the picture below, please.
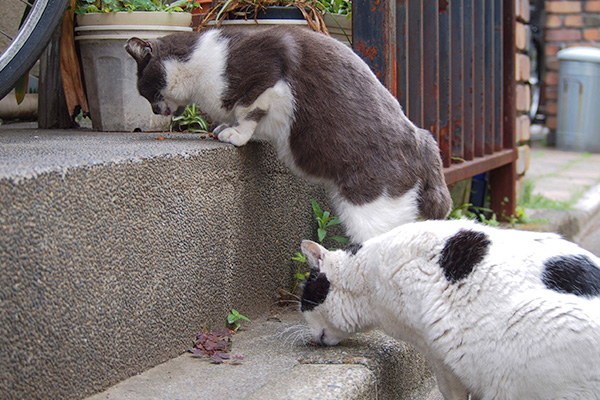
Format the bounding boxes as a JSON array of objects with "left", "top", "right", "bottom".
[
  {"left": 352, "top": 0, "right": 397, "bottom": 97},
  {"left": 489, "top": 0, "right": 517, "bottom": 219}
]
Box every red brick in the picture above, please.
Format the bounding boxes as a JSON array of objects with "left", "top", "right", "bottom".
[
  {"left": 546, "top": 101, "right": 558, "bottom": 115},
  {"left": 564, "top": 15, "right": 583, "bottom": 28},
  {"left": 546, "top": 116, "right": 557, "bottom": 130},
  {"left": 516, "top": 0, "right": 530, "bottom": 22},
  {"left": 545, "top": 15, "right": 563, "bottom": 29},
  {"left": 516, "top": 84, "right": 531, "bottom": 113},
  {"left": 545, "top": 29, "right": 583, "bottom": 42},
  {"left": 545, "top": 44, "right": 561, "bottom": 57},
  {"left": 546, "top": 58, "right": 560, "bottom": 71},
  {"left": 545, "top": 71, "right": 559, "bottom": 86},
  {"left": 546, "top": 1, "right": 582, "bottom": 14},
  {"left": 585, "top": 1, "right": 600, "bottom": 12},
  {"left": 584, "top": 28, "right": 600, "bottom": 41},
  {"left": 516, "top": 22, "right": 527, "bottom": 50},
  {"left": 516, "top": 53, "right": 531, "bottom": 82},
  {"left": 545, "top": 86, "right": 558, "bottom": 101}
]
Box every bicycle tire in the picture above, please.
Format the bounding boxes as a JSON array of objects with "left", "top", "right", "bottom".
[{"left": 0, "top": 0, "right": 70, "bottom": 99}]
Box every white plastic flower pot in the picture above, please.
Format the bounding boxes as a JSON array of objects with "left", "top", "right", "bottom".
[{"left": 75, "top": 12, "right": 192, "bottom": 132}]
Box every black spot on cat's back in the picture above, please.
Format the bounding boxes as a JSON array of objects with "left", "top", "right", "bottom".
[
  {"left": 301, "top": 269, "right": 330, "bottom": 312},
  {"left": 344, "top": 243, "right": 363, "bottom": 256},
  {"left": 439, "top": 229, "right": 490, "bottom": 283},
  {"left": 542, "top": 254, "right": 600, "bottom": 297}
]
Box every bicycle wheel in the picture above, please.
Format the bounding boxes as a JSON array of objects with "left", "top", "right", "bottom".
[{"left": 0, "top": 0, "right": 70, "bottom": 99}]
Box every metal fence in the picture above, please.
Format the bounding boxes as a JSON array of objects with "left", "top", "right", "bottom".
[{"left": 353, "top": 0, "right": 517, "bottom": 217}]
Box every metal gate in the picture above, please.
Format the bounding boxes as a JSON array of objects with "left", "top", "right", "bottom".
[{"left": 353, "top": 0, "right": 517, "bottom": 218}]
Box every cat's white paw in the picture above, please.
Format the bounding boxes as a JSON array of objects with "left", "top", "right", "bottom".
[{"left": 215, "top": 124, "right": 253, "bottom": 147}]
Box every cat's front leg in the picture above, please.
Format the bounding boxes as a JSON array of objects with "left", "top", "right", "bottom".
[{"left": 214, "top": 108, "right": 266, "bottom": 147}]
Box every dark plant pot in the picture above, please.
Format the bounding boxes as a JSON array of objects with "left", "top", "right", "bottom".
[{"left": 253, "top": 6, "right": 304, "bottom": 20}]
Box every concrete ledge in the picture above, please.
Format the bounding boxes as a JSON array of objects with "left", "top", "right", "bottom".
[
  {"left": 0, "top": 127, "right": 334, "bottom": 399},
  {"left": 86, "top": 310, "right": 438, "bottom": 400}
]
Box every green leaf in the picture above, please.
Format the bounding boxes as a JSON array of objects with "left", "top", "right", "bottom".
[
  {"left": 329, "top": 236, "right": 349, "bottom": 244},
  {"left": 326, "top": 216, "right": 341, "bottom": 227},
  {"left": 14, "top": 74, "right": 28, "bottom": 105},
  {"left": 294, "top": 272, "right": 306, "bottom": 280},
  {"left": 311, "top": 199, "right": 323, "bottom": 219},
  {"left": 317, "top": 228, "right": 326, "bottom": 244},
  {"left": 291, "top": 252, "right": 306, "bottom": 263}
]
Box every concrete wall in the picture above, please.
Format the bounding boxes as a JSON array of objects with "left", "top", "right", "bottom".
[{"left": 0, "top": 138, "right": 332, "bottom": 399}]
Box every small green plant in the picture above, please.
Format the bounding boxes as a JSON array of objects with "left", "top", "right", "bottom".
[
  {"left": 517, "top": 179, "right": 572, "bottom": 211},
  {"left": 288, "top": 200, "right": 348, "bottom": 295},
  {"left": 170, "top": 103, "right": 213, "bottom": 134},
  {"left": 317, "top": 0, "right": 352, "bottom": 16},
  {"left": 311, "top": 199, "right": 349, "bottom": 246},
  {"left": 449, "top": 203, "right": 500, "bottom": 226},
  {"left": 226, "top": 309, "right": 251, "bottom": 330},
  {"left": 74, "top": 0, "right": 197, "bottom": 14}
]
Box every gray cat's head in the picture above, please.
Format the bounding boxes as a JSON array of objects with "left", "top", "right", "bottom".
[
  {"left": 300, "top": 241, "right": 368, "bottom": 346},
  {"left": 125, "top": 34, "right": 199, "bottom": 117}
]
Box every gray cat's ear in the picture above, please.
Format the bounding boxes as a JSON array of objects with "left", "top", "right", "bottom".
[
  {"left": 125, "top": 37, "right": 153, "bottom": 63},
  {"left": 301, "top": 240, "right": 328, "bottom": 270}
]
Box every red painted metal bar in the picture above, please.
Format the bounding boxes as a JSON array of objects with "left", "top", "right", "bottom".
[
  {"left": 462, "top": 1, "right": 474, "bottom": 161},
  {"left": 438, "top": 3, "right": 451, "bottom": 168},
  {"left": 423, "top": 1, "right": 439, "bottom": 141},
  {"left": 493, "top": 0, "right": 504, "bottom": 152},
  {"left": 407, "top": 0, "right": 423, "bottom": 127},
  {"left": 489, "top": 0, "right": 517, "bottom": 218},
  {"left": 484, "top": 1, "right": 495, "bottom": 155},
  {"left": 450, "top": 0, "right": 464, "bottom": 161},
  {"left": 473, "top": 1, "right": 485, "bottom": 157},
  {"left": 396, "top": 1, "right": 407, "bottom": 112},
  {"left": 352, "top": 0, "right": 397, "bottom": 96}
]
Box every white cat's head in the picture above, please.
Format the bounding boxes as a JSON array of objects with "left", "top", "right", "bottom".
[{"left": 300, "top": 240, "right": 370, "bottom": 346}]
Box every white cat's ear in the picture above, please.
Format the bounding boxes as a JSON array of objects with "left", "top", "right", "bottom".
[
  {"left": 301, "top": 240, "right": 328, "bottom": 270},
  {"left": 125, "top": 37, "right": 153, "bottom": 63}
]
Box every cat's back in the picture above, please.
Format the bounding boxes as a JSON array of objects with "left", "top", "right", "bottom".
[{"left": 395, "top": 220, "right": 600, "bottom": 399}]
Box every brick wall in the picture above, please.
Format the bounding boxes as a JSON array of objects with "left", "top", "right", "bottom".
[
  {"left": 543, "top": 0, "right": 600, "bottom": 134},
  {"left": 516, "top": 0, "right": 532, "bottom": 179}
]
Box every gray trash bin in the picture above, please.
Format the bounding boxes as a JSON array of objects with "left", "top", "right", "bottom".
[{"left": 557, "top": 47, "right": 600, "bottom": 152}]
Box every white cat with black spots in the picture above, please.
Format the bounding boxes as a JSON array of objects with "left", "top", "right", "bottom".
[{"left": 301, "top": 219, "right": 600, "bottom": 400}]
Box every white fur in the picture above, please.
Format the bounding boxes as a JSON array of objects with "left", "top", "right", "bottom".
[
  {"left": 162, "top": 30, "right": 229, "bottom": 121},
  {"left": 216, "top": 80, "right": 296, "bottom": 148},
  {"left": 330, "top": 186, "right": 420, "bottom": 243},
  {"left": 302, "top": 220, "right": 600, "bottom": 399}
]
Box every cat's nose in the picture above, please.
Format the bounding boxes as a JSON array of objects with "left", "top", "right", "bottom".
[{"left": 151, "top": 104, "right": 162, "bottom": 115}]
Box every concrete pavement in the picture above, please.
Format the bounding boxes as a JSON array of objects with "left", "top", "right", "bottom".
[{"left": 519, "top": 141, "right": 600, "bottom": 256}]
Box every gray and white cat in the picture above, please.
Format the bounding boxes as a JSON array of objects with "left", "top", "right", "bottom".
[
  {"left": 300, "top": 219, "right": 600, "bottom": 399},
  {"left": 125, "top": 26, "right": 452, "bottom": 242}
]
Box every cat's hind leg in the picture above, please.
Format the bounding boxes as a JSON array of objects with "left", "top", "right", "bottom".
[
  {"left": 431, "top": 362, "right": 470, "bottom": 400},
  {"left": 332, "top": 187, "right": 420, "bottom": 243}
]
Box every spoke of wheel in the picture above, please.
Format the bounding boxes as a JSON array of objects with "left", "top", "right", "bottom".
[
  {"left": 0, "top": 29, "right": 14, "bottom": 41},
  {"left": 16, "top": 0, "right": 34, "bottom": 7}
]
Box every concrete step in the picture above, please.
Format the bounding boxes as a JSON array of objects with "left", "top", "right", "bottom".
[
  {"left": 0, "top": 125, "right": 331, "bottom": 399},
  {"left": 0, "top": 124, "right": 439, "bottom": 399},
  {"left": 86, "top": 310, "right": 441, "bottom": 400}
]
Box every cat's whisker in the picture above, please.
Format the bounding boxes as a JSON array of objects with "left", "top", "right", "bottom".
[{"left": 277, "top": 324, "right": 312, "bottom": 348}]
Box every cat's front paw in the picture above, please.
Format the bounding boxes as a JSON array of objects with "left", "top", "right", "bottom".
[{"left": 215, "top": 125, "right": 248, "bottom": 147}]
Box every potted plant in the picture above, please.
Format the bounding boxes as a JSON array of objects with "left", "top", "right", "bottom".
[
  {"left": 200, "top": 1, "right": 352, "bottom": 46},
  {"left": 199, "top": 0, "right": 328, "bottom": 34},
  {"left": 74, "top": 0, "right": 196, "bottom": 132},
  {"left": 318, "top": 0, "right": 352, "bottom": 46}
]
